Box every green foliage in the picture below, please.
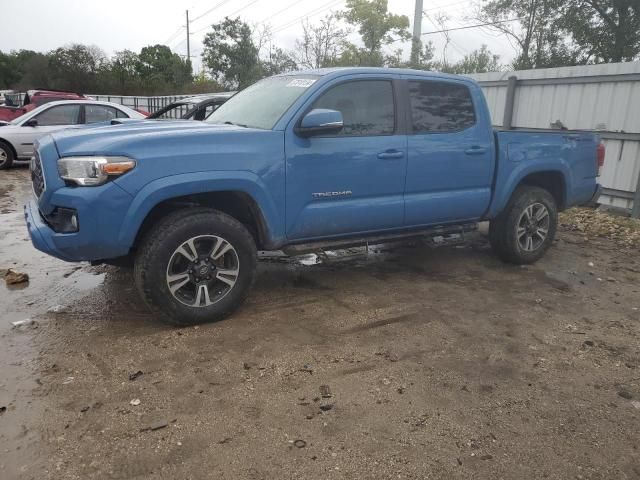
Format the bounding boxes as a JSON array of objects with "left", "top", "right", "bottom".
[
  {"left": 338, "top": 0, "right": 411, "bottom": 66},
  {"left": 558, "top": 0, "right": 640, "bottom": 63},
  {"left": 448, "top": 45, "right": 502, "bottom": 74},
  {"left": 476, "top": 0, "right": 573, "bottom": 69},
  {"left": 201, "top": 17, "right": 262, "bottom": 89},
  {"left": 137, "top": 44, "right": 192, "bottom": 89},
  {"left": 295, "top": 15, "right": 349, "bottom": 69},
  {"left": 48, "top": 44, "right": 106, "bottom": 92},
  {"left": 0, "top": 43, "right": 193, "bottom": 95}
]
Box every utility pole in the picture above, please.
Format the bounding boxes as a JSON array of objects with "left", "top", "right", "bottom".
[
  {"left": 410, "top": 0, "right": 424, "bottom": 65},
  {"left": 186, "top": 10, "right": 191, "bottom": 68}
]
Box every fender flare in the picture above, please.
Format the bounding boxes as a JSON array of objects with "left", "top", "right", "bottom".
[
  {"left": 117, "top": 171, "right": 283, "bottom": 248},
  {"left": 489, "top": 160, "right": 572, "bottom": 217}
]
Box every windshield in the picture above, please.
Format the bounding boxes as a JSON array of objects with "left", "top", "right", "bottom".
[{"left": 206, "top": 75, "right": 319, "bottom": 130}]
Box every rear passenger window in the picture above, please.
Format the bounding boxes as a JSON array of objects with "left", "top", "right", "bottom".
[
  {"left": 409, "top": 81, "right": 475, "bottom": 133},
  {"left": 312, "top": 80, "right": 395, "bottom": 136}
]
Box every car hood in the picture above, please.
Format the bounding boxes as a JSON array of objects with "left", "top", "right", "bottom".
[{"left": 52, "top": 120, "right": 260, "bottom": 157}]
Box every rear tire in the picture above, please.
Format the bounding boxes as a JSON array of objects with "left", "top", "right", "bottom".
[
  {"left": 489, "top": 186, "right": 558, "bottom": 264},
  {"left": 0, "top": 141, "right": 14, "bottom": 170},
  {"left": 134, "top": 208, "right": 257, "bottom": 326}
]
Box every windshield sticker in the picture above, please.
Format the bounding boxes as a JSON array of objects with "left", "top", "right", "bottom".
[{"left": 286, "top": 78, "right": 316, "bottom": 88}]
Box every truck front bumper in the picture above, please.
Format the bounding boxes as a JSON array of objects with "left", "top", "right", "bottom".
[
  {"left": 24, "top": 180, "right": 134, "bottom": 262},
  {"left": 24, "top": 199, "right": 74, "bottom": 261}
]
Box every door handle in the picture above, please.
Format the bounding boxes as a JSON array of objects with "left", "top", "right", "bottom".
[
  {"left": 377, "top": 150, "right": 404, "bottom": 160},
  {"left": 464, "top": 146, "right": 488, "bottom": 155}
]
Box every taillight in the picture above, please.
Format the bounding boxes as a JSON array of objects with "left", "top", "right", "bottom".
[{"left": 596, "top": 142, "right": 605, "bottom": 176}]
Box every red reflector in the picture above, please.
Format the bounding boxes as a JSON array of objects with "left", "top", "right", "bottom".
[
  {"left": 597, "top": 142, "right": 605, "bottom": 176},
  {"left": 597, "top": 143, "right": 605, "bottom": 166}
]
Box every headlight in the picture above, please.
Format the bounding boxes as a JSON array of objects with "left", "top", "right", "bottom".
[{"left": 57, "top": 156, "right": 136, "bottom": 186}]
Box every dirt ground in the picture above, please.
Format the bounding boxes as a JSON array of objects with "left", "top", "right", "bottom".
[{"left": 1, "top": 166, "right": 640, "bottom": 480}]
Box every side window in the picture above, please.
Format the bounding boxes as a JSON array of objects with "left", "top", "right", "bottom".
[
  {"left": 312, "top": 80, "right": 395, "bottom": 136},
  {"left": 85, "top": 105, "right": 120, "bottom": 124},
  {"left": 115, "top": 109, "right": 128, "bottom": 118},
  {"left": 409, "top": 81, "right": 475, "bottom": 133},
  {"left": 35, "top": 104, "right": 81, "bottom": 126}
]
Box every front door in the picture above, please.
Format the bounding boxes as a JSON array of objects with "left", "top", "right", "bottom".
[
  {"left": 285, "top": 78, "right": 407, "bottom": 240},
  {"left": 15, "top": 104, "right": 82, "bottom": 158}
]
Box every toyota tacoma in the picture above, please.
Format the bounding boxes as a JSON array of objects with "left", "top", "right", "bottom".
[{"left": 24, "top": 68, "right": 603, "bottom": 325}]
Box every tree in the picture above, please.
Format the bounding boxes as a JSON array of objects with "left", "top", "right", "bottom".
[
  {"left": 262, "top": 46, "right": 297, "bottom": 76},
  {"left": 295, "top": 14, "right": 349, "bottom": 69},
  {"left": 201, "top": 17, "right": 262, "bottom": 88},
  {"left": 474, "top": 0, "right": 575, "bottom": 69},
  {"left": 137, "top": 44, "right": 192, "bottom": 91},
  {"left": 450, "top": 45, "right": 502, "bottom": 73},
  {"left": 558, "top": 0, "right": 640, "bottom": 63},
  {"left": 106, "top": 50, "right": 141, "bottom": 92},
  {"left": 339, "top": 0, "right": 411, "bottom": 66},
  {"left": 0, "top": 52, "right": 20, "bottom": 88},
  {"left": 48, "top": 44, "right": 106, "bottom": 91}
]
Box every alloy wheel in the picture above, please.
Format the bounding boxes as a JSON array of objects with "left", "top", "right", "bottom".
[
  {"left": 516, "top": 202, "right": 550, "bottom": 252},
  {"left": 165, "top": 235, "right": 240, "bottom": 307}
]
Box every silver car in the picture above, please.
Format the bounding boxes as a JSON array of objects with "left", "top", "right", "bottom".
[{"left": 0, "top": 100, "right": 145, "bottom": 169}]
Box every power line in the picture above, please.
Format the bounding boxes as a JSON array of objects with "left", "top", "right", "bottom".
[
  {"left": 190, "top": 0, "right": 232, "bottom": 24},
  {"left": 421, "top": 18, "right": 521, "bottom": 36},
  {"left": 423, "top": 0, "right": 471, "bottom": 13},
  {"left": 271, "top": 0, "right": 344, "bottom": 34},
  {"left": 191, "top": 0, "right": 266, "bottom": 34},
  {"left": 258, "top": 0, "right": 304, "bottom": 24},
  {"left": 227, "top": 0, "right": 264, "bottom": 18},
  {"left": 163, "top": 26, "right": 184, "bottom": 46}
]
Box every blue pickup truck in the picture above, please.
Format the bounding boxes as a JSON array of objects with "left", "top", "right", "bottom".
[{"left": 25, "top": 68, "right": 603, "bottom": 325}]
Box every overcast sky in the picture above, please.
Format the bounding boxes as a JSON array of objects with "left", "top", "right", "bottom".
[{"left": 0, "top": 0, "right": 516, "bottom": 72}]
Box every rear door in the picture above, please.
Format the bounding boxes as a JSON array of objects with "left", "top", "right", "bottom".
[
  {"left": 403, "top": 78, "right": 494, "bottom": 226},
  {"left": 285, "top": 76, "right": 407, "bottom": 240},
  {"left": 83, "top": 104, "right": 125, "bottom": 124}
]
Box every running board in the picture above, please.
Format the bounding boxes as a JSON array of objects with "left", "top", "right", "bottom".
[{"left": 282, "top": 223, "right": 478, "bottom": 255}]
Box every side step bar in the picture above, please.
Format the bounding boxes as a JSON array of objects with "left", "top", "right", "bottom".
[{"left": 282, "top": 223, "right": 478, "bottom": 255}]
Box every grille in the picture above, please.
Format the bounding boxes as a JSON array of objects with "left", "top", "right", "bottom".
[{"left": 30, "top": 152, "right": 45, "bottom": 198}]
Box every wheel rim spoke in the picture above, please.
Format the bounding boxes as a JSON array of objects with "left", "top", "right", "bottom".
[
  {"left": 210, "top": 238, "right": 233, "bottom": 260},
  {"left": 176, "top": 238, "right": 198, "bottom": 262},
  {"left": 195, "top": 284, "right": 212, "bottom": 307},
  {"left": 167, "top": 272, "right": 190, "bottom": 294},
  {"left": 535, "top": 207, "right": 549, "bottom": 221},
  {"left": 524, "top": 205, "right": 533, "bottom": 221},
  {"left": 517, "top": 226, "right": 527, "bottom": 239},
  {"left": 216, "top": 268, "right": 239, "bottom": 287}
]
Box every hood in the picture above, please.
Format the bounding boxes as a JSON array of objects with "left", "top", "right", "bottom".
[{"left": 51, "top": 120, "right": 257, "bottom": 157}]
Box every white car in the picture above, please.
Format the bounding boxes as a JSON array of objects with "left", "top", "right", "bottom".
[{"left": 0, "top": 100, "right": 146, "bottom": 169}]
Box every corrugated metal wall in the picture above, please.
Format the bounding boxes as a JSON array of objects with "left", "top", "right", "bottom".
[{"left": 468, "top": 62, "right": 640, "bottom": 213}]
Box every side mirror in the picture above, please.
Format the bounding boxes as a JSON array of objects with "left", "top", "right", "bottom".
[
  {"left": 295, "top": 109, "right": 343, "bottom": 137},
  {"left": 23, "top": 118, "right": 38, "bottom": 127}
]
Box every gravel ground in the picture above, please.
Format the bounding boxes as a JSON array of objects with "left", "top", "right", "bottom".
[{"left": 1, "top": 167, "right": 640, "bottom": 480}]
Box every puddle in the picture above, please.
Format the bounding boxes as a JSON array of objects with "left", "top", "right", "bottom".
[{"left": 0, "top": 167, "right": 108, "bottom": 478}]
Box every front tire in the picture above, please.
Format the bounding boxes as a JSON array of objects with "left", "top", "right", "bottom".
[
  {"left": 134, "top": 208, "right": 257, "bottom": 326},
  {"left": 489, "top": 186, "right": 558, "bottom": 264},
  {"left": 0, "top": 142, "right": 14, "bottom": 170}
]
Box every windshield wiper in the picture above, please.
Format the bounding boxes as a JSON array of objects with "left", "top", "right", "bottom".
[{"left": 223, "top": 121, "right": 249, "bottom": 128}]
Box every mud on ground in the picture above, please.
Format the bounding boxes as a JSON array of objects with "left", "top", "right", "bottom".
[{"left": 1, "top": 167, "right": 640, "bottom": 480}]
